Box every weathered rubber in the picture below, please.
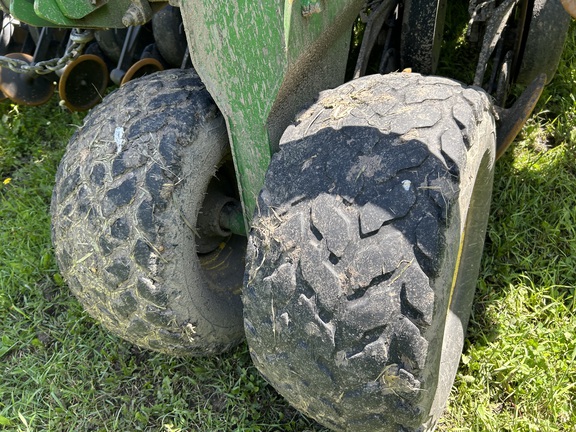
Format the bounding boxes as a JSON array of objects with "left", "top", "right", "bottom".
[
  {"left": 516, "top": 0, "right": 571, "bottom": 85},
  {"left": 51, "top": 69, "right": 245, "bottom": 356},
  {"left": 244, "top": 73, "right": 496, "bottom": 431},
  {"left": 401, "top": 0, "right": 447, "bottom": 74}
]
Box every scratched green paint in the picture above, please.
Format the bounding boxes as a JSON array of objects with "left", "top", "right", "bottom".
[
  {"left": 37, "top": 0, "right": 133, "bottom": 27},
  {"left": 181, "top": 1, "right": 287, "bottom": 225},
  {"left": 11, "top": 0, "right": 132, "bottom": 27},
  {"left": 54, "top": 0, "right": 106, "bottom": 20},
  {"left": 181, "top": 0, "right": 362, "bottom": 223},
  {"left": 10, "top": 0, "right": 55, "bottom": 26}
]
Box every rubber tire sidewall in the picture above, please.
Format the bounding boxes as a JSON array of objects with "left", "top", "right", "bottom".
[
  {"left": 51, "top": 69, "right": 245, "bottom": 356},
  {"left": 516, "top": 0, "right": 571, "bottom": 85},
  {"left": 244, "top": 73, "right": 496, "bottom": 431}
]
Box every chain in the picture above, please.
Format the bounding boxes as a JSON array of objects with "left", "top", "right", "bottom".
[{"left": 0, "top": 28, "right": 94, "bottom": 75}]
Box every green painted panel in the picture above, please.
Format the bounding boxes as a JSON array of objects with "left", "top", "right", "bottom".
[
  {"left": 181, "top": 0, "right": 363, "bottom": 224},
  {"left": 180, "top": 0, "right": 287, "bottom": 225},
  {"left": 55, "top": 0, "right": 107, "bottom": 20},
  {"left": 11, "top": 0, "right": 56, "bottom": 26},
  {"left": 34, "top": 0, "right": 82, "bottom": 25},
  {"left": 33, "top": 0, "right": 132, "bottom": 27},
  {"left": 10, "top": 0, "right": 132, "bottom": 28}
]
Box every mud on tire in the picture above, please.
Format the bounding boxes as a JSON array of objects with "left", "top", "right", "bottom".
[
  {"left": 51, "top": 69, "right": 245, "bottom": 356},
  {"left": 244, "top": 73, "right": 496, "bottom": 431}
]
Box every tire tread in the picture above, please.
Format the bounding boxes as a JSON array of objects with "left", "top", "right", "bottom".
[
  {"left": 244, "top": 73, "right": 495, "bottom": 431},
  {"left": 52, "top": 69, "right": 244, "bottom": 356}
]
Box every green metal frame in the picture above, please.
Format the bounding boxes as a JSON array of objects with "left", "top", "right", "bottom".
[
  {"left": 10, "top": 0, "right": 134, "bottom": 27},
  {"left": 180, "top": 0, "right": 363, "bottom": 224},
  {"left": 7, "top": 0, "right": 364, "bottom": 224}
]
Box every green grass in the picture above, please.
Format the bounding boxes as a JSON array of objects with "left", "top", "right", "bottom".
[
  {"left": 439, "top": 147, "right": 576, "bottom": 431},
  {"left": 1, "top": 22, "right": 576, "bottom": 432},
  {"left": 438, "top": 22, "right": 576, "bottom": 432},
  {"left": 0, "top": 103, "right": 322, "bottom": 431}
]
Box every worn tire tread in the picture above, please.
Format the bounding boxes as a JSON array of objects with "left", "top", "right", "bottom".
[
  {"left": 52, "top": 69, "right": 244, "bottom": 356},
  {"left": 244, "top": 73, "right": 495, "bottom": 431}
]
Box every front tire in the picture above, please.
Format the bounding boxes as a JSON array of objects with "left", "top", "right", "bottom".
[
  {"left": 51, "top": 69, "right": 245, "bottom": 356},
  {"left": 244, "top": 73, "right": 496, "bottom": 430}
]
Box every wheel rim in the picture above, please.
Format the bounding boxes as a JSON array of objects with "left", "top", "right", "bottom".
[{"left": 196, "top": 158, "right": 247, "bottom": 297}]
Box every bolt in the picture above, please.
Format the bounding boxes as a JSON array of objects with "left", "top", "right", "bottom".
[{"left": 121, "top": 1, "right": 152, "bottom": 27}]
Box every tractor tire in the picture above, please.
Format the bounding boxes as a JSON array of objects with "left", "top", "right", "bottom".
[
  {"left": 51, "top": 69, "right": 245, "bottom": 356},
  {"left": 244, "top": 73, "right": 496, "bottom": 431},
  {"left": 516, "top": 0, "right": 571, "bottom": 85}
]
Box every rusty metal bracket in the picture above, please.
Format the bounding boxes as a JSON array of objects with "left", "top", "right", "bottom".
[{"left": 495, "top": 73, "right": 545, "bottom": 159}]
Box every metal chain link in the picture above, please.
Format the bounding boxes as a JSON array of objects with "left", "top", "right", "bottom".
[{"left": 0, "top": 28, "right": 94, "bottom": 75}]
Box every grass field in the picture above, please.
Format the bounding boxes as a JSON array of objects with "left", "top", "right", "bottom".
[{"left": 1, "top": 19, "right": 576, "bottom": 432}]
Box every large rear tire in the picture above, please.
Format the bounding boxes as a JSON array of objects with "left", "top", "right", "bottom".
[
  {"left": 51, "top": 69, "right": 245, "bottom": 356},
  {"left": 244, "top": 73, "right": 496, "bottom": 431}
]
